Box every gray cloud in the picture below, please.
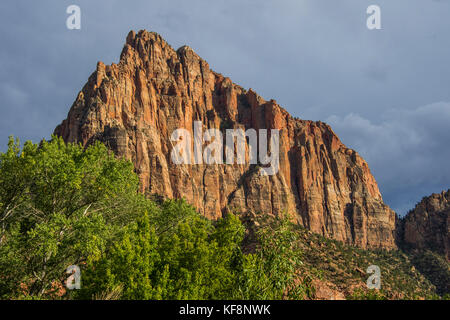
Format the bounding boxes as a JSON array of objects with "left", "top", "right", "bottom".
[{"left": 326, "top": 102, "right": 450, "bottom": 214}]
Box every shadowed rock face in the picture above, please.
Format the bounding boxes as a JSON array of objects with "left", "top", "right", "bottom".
[
  {"left": 54, "top": 30, "right": 396, "bottom": 249},
  {"left": 402, "top": 190, "right": 450, "bottom": 260}
]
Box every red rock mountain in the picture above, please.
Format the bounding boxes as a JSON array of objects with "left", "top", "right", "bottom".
[
  {"left": 54, "top": 30, "right": 396, "bottom": 249},
  {"left": 401, "top": 190, "right": 450, "bottom": 260}
]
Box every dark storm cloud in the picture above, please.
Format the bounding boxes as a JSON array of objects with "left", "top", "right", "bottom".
[
  {"left": 0, "top": 0, "right": 449, "bottom": 214},
  {"left": 326, "top": 102, "right": 450, "bottom": 214}
]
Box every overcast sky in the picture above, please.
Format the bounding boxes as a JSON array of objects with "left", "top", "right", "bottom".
[{"left": 0, "top": 0, "right": 449, "bottom": 214}]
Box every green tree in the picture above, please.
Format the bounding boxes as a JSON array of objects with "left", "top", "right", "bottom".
[
  {"left": 237, "top": 214, "right": 311, "bottom": 299},
  {"left": 0, "top": 135, "right": 312, "bottom": 301},
  {"left": 78, "top": 204, "right": 246, "bottom": 300},
  {"left": 0, "top": 136, "right": 147, "bottom": 299}
]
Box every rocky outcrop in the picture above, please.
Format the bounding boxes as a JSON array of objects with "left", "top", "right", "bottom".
[
  {"left": 311, "top": 280, "right": 345, "bottom": 300},
  {"left": 401, "top": 190, "right": 450, "bottom": 260},
  {"left": 54, "top": 30, "right": 396, "bottom": 249}
]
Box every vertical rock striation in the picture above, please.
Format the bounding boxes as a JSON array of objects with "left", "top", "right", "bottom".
[{"left": 54, "top": 30, "right": 397, "bottom": 249}]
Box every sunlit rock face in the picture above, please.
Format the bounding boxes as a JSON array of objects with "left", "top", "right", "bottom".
[{"left": 55, "top": 30, "right": 396, "bottom": 249}]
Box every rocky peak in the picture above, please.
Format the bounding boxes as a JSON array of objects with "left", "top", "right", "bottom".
[
  {"left": 54, "top": 30, "right": 397, "bottom": 249},
  {"left": 401, "top": 190, "right": 450, "bottom": 260}
]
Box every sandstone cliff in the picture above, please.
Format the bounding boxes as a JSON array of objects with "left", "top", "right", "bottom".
[
  {"left": 400, "top": 190, "right": 450, "bottom": 260},
  {"left": 54, "top": 30, "right": 396, "bottom": 249}
]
